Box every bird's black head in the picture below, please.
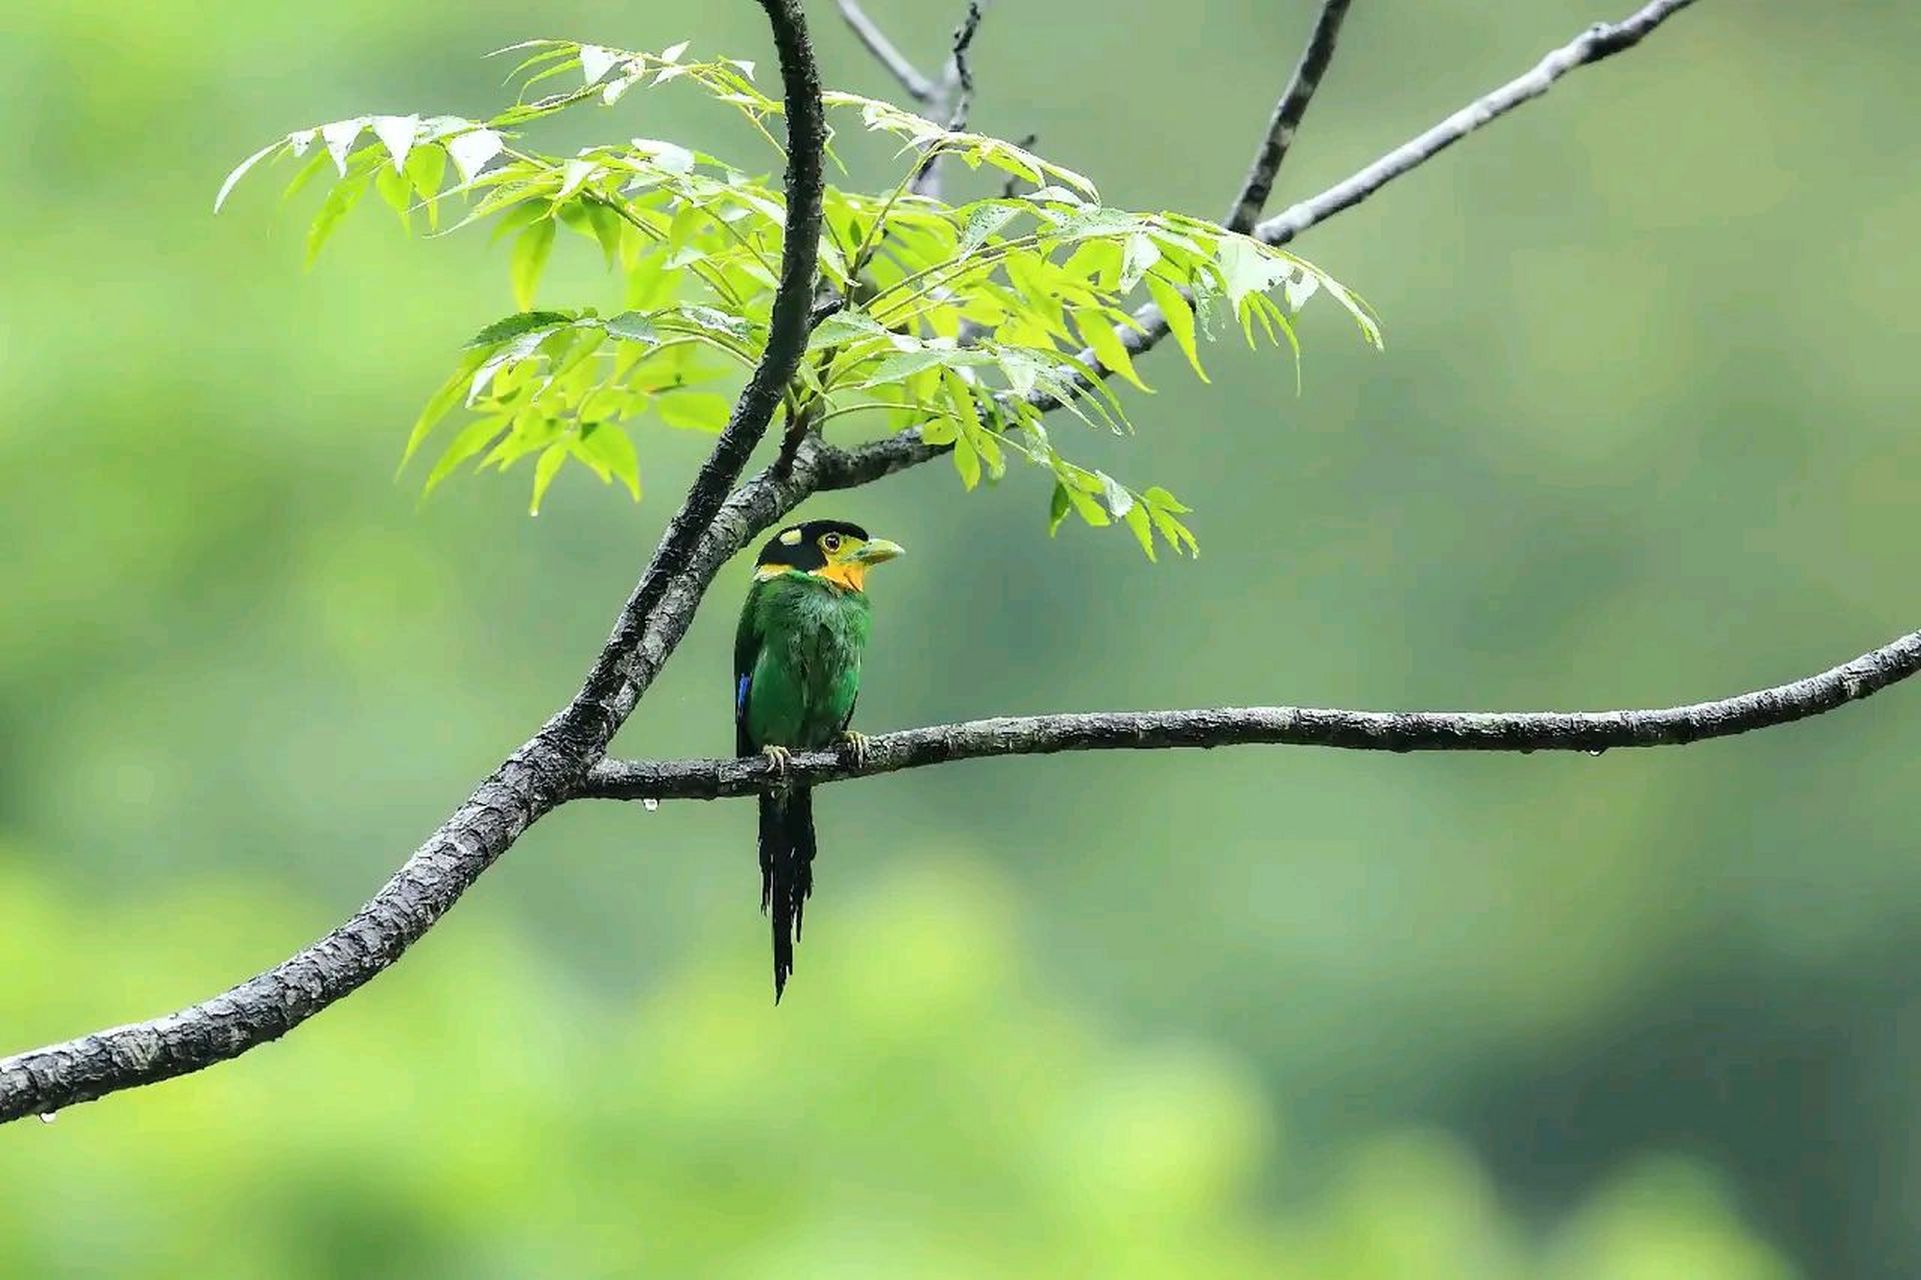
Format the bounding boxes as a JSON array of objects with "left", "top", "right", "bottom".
[{"left": 754, "top": 519, "right": 904, "bottom": 591}]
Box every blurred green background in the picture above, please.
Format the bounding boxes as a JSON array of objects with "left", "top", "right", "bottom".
[{"left": 2, "top": 1, "right": 1913, "bottom": 1275}]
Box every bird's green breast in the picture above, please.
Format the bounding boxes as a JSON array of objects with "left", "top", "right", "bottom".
[{"left": 740, "top": 572, "right": 872, "bottom": 750}]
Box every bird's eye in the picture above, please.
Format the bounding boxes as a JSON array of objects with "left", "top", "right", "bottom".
[{"left": 821, "top": 533, "right": 842, "bottom": 553}]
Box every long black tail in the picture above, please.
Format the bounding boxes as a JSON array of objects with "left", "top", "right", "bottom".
[{"left": 759, "top": 786, "right": 817, "bottom": 1002}]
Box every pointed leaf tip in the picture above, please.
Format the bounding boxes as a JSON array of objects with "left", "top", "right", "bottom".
[
  {"left": 446, "top": 129, "right": 504, "bottom": 184},
  {"left": 320, "top": 118, "right": 367, "bottom": 177},
  {"left": 215, "top": 142, "right": 279, "bottom": 213},
  {"left": 371, "top": 115, "right": 420, "bottom": 173},
  {"left": 578, "top": 44, "right": 619, "bottom": 86}
]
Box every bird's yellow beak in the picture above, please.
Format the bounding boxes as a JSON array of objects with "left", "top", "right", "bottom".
[{"left": 851, "top": 538, "right": 905, "bottom": 565}]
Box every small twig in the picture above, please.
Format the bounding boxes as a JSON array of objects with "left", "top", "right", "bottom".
[
  {"left": 910, "top": 1, "right": 987, "bottom": 198},
  {"left": 836, "top": 0, "right": 938, "bottom": 103},
  {"left": 1225, "top": 0, "right": 1355, "bottom": 234}
]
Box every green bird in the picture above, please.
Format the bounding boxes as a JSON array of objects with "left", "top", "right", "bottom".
[{"left": 735, "top": 519, "right": 905, "bottom": 1001}]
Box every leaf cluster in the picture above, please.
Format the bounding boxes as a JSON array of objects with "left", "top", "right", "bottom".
[{"left": 219, "top": 39, "right": 1382, "bottom": 554}]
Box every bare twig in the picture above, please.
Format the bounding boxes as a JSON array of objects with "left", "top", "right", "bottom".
[
  {"left": 837, "top": 0, "right": 937, "bottom": 103},
  {"left": 581, "top": 630, "right": 1921, "bottom": 799},
  {"left": 1043, "top": 0, "right": 1701, "bottom": 411},
  {"left": 1225, "top": 0, "right": 1356, "bottom": 234},
  {"left": 910, "top": 0, "right": 987, "bottom": 198},
  {"left": 0, "top": 0, "right": 830, "bottom": 1127}
]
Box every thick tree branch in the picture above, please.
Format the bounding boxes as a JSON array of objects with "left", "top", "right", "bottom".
[
  {"left": 582, "top": 630, "right": 1921, "bottom": 800},
  {"left": 0, "top": 0, "right": 829, "bottom": 1127},
  {"left": 836, "top": 0, "right": 937, "bottom": 103},
  {"left": 1225, "top": 0, "right": 1355, "bottom": 234}
]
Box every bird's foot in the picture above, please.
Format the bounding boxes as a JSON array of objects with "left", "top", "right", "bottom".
[
  {"left": 839, "top": 730, "right": 871, "bottom": 769},
  {"left": 761, "top": 745, "right": 793, "bottom": 780}
]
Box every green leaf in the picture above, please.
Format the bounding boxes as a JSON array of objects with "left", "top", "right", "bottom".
[
  {"left": 857, "top": 348, "right": 956, "bottom": 388},
  {"left": 530, "top": 442, "right": 568, "bottom": 514},
  {"left": 510, "top": 219, "right": 558, "bottom": 309},
  {"left": 281, "top": 148, "right": 333, "bottom": 204},
  {"left": 603, "top": 311, "right": 661, "bottom": 344},
  {"left": 403, "top": 355, "right": 486, "bottom": 469},
  {"left": 1063, "top": 483, "right": 1109, "bottom": 527},
  {"left": 1097, "top": 472, "right": 1134, "bottom": 519},
  {"left": 1075, "top": 309, "right": 1150, "bottom": 393},
  {"left": 655, "top": 392, "right": 732, "bottom": 432},
  {"left": 467, "top": 310, "right": 576, "bottom": 349},
  {"left": 584, "top": 201, "right": 624, "bottom": 266},
  {"left": 422, "top": 416, "right": 509, "bottom": 495},
  {"left": 1214, "top": 237, "right": 1291, "bottom": 310},
  {"left": 1143, "top": 275, "right": 1207, "bottom": 383},
  {"left": 674, "top": 305, "right": 753, "bottom": 343},
  {"left": 1119, "top": 233, "right": 1161, "bottom": 293},
  {"left": 1146, "top": 505, "right": 1196, "bottom": 556},
  {"left": 375, "top": 164, "right": 414, "bottom": 229},
  {"left": 806, "top": 309, "right": 893, "bottom": 352},
  {"left": 405, "top": 145, "right": 448, "bottom": 231},
  {"left": 958, "top": 202, "right": 1021, "bottom": 258},
  {"left": 305, "top": 173, "right": 371, "bottom": 265},
  {"left": 576, "top": 422, "right": 641, "bottom": 499},
  {"left": 487, "top": 197, "right": 550, "bottom": 244},
  {"left": 556, "top": 157, "right": 602, "bottom": 202},
  {"left": 919, "top": 413, "right": 960, "bottom": 447},
  {"left": 1048, "top": 481, "right": 1072, "bottom": 536},
  {"left": 1122, "top": 501, "right": 1157, "bottom": 561},
  {"left": 952, "top": 429, "right": 981, "bottom": 490},
  {"left": 1143, "top": 485, "right": 1191, "bottom": 514}
]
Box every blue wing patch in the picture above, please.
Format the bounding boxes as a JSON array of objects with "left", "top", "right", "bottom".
[{"left": 736, "top": 673, "right": 752, "bottom": 715}]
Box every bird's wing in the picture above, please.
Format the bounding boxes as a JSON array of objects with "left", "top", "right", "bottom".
[{"left": 734, "top": 579, "right": 765, "bottom": 757}]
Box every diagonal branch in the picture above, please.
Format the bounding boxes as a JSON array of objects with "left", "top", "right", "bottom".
[
  {"left": 582, "top": 629, "right": 1921, "bottom": 800},
  {"left": 0, "top": 0, "right": 829, "bottom": 1128},
  {"left": 1225, "top": 0, "right": 1356, "bottom": 234},
  {"left": 1046, "top": 0, "right": 1699, "bottom": 411},
  {"left": 837, "top": 0, "right": 937, "bottom": 103}
]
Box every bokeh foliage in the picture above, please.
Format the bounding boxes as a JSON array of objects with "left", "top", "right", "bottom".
[
  {"left": 0, "top": 856, "right": 1790, "bottom": 1279},
  {"left": 4, "top": 1, "right": 1919, "bottom": 1275}
]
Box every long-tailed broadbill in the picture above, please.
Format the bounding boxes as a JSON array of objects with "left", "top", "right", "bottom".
[{"left": 734, "top": 519, "right": 904, "bottom": 1001}]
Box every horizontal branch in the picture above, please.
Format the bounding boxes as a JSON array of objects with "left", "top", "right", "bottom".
[{"left": 580, "top": 629, "right": 1921, "bottom": 800}]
